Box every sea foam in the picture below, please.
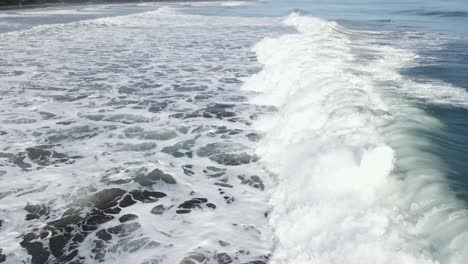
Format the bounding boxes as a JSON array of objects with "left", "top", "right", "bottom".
[{"left": 243, "top": 13, "right": 468, "bottom": 264}]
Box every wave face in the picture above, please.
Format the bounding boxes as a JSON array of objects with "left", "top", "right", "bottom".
[{"left": 242, "top": 14, "right": 468, "bottom": 264}]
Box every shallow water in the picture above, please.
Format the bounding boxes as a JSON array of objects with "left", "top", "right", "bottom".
[{"left": 0, "top": 1, "right": 467, "bottom": 264}]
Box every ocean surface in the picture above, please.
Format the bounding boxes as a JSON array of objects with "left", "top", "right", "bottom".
[{"left": 0, "top": 0, "right": 467, "bottom": 263}]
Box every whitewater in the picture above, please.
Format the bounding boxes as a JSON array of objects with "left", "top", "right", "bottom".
[
  {"left": 243, "top": 13, "right": 468, "bottom": 264},
  {"left": 0, "top": 2, "right": 468, "bottom": 264}
]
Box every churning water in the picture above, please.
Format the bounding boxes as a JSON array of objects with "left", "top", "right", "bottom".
[{"left": 0, "top": 1, "right": 467, "bottom": 263}]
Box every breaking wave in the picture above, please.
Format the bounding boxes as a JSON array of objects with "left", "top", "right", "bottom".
[{"left": 243, "top": 13, "right": 468, "bottom": 264}]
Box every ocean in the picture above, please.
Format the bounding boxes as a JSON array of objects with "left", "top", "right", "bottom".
[{"left": 0, "top": 1, "right": 467, "bottom": 263}]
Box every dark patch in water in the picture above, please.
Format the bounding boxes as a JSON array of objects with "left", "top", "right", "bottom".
[
  {"left": 419, "top": 11, "right": 468, "bottom": 17},
  {"left": 11, "top": 145, "right": 81, "bottom": 171},
  {"left": 19, "top": 188, "right": 167, "bottom": 263},
  {"left": 393, "top": 9, "right": 468, "bottom": 18}
]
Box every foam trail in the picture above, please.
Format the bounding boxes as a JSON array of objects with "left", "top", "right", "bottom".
[
  {"left": 243, "top": 13, "right": 468, "bottom": 264},
  {"left": 0, "top": 7, "right": 284, "bottom": 263}
]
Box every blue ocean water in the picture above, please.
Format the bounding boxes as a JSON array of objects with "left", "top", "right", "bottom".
[{"left": 188, "top": 0, "right": 468, "bottom": 32}]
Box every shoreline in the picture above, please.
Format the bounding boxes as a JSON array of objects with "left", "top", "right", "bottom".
[{"left": 0, "top": 0, "right": 243, "bottom": 11}]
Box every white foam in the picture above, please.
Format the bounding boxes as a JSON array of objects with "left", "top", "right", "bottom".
[
  {"left": 221, "top": 1, "right": 252, "bottom": 7},
  {"left": 0, "top": 8, "right": 101, "bottom": 18},
  {"left": 0, "top": 7, "right": 284, "bottom": 263},
  {"left": 243, "top": 13, "right": 468, "bottom": 264}
]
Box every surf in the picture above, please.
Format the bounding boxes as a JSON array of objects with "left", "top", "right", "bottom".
[{"left": 243, "top": 13, "right": 468, "bottom": 264}]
